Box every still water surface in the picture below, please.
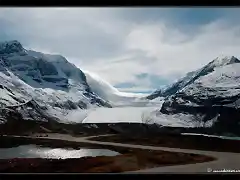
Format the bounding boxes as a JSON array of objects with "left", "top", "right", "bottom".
[
  {"left": 0, "top": 145, "right": 120, "bottom": 159},
  {"left": 181, "top": 133, "right": 240, "bottom": 140}
]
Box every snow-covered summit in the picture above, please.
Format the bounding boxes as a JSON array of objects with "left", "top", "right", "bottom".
[
  {"left": 0, "top": 41, "right": 90, "bottom": 91},
  {"left": 147, "top": 56, "right": 240, "bottom": 100},
  {"left": 179, "top": 63, "right": 240, "bottom": 101},
  {"left": 27, "top": 50, "right": 69, "bottom": 63},
  {"left": 208, "top": 56, "right": 240, "bottom": 68}
]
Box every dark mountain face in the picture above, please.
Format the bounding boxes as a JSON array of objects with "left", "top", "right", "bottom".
[
  {"left": 146, "top": 90, "right": 162, "bottom": 100},
  {"left": 159, "top": 57, "right": 240, "bottom": 136},
  {"left": 0, "top": 40, "right": 25, "bottom": 55},
  {"left": 0, "top": 40, "right": 111, "bottom": 123},
  {"left": 146, "top": 56, "right": 240, "bottom": 100}
]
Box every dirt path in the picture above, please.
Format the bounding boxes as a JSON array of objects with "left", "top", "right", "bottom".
[{"left": 3, "top": 134, "right": 240, "bottom": 173}]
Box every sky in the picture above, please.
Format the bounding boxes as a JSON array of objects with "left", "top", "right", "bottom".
[{"left": 0, "top": 8, "right": 240, "bottom": 94}]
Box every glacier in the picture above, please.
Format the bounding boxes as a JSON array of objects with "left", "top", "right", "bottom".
[{"left": 0, "top": 40, "right": 162, "bottom": 125}]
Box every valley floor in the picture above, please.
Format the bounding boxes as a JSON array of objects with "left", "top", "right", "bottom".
[
  {"left": 1, "top": 133, "right": 240, "bottom": 173},
  {"left": 90, "top": 134, "right": 240, "bottom": 153},
  {"left": 1, "top": 101, "right": 239, "bottom": 173},
  {"left": 0, "top": 134, "right": 213, "bottom": 173}
]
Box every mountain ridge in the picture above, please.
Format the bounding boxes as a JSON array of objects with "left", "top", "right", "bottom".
[
  {"left": 159, "top": 59, "right": 240, "bottom": 136},
  {"left": 0, "top": 40, "right": 111, "bottom": 123},
  {"left": 146, "top": 56, "right": 240, "bottom": 100}
]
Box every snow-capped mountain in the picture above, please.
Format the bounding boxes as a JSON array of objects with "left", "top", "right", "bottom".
[
  {"left": 0, "top": 40, "right": 111, "bottom": 123},
  {"left": 146, "top": 56, "right": 240, "bottom": 100},
  {"left": 160, "top": 56, "right": 240, "bottom": 136}
]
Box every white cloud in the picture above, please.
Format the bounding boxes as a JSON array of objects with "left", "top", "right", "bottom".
[
  {"left": 0, "top": 8, "right": 240, "bottom": 93},
  {"left": 123, "top": 20, "right": 240, "bottom": 80},
  {"left": 85, "top": 20, "right": 240, "bottom": 89},
  {"left": 83, "top": 70, "right": 145, "bottom": 103}
]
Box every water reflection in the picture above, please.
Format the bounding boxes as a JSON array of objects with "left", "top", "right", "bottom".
[
  {"left": 0, "top": 145, "right": 120, "bottom": 159},
  {"left": 181, "top": 133, "right": 240, "bottom": 140}
]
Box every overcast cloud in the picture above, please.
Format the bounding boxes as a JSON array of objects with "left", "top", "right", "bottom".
[{"left": 0, "top": 8, "right": 240, "bottom": 93}]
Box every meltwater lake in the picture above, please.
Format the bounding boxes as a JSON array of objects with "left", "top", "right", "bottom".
[{"left": 0, "top": 145, "right": 120, "bottom": 159}]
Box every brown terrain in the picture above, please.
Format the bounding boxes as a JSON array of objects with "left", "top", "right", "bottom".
[
  {"left": 0, "top": 134, "right": 214, "bottom": 173},
  {"left": 90, "top": 134, "right": 240, "bottom": 153},
  {"left": 0, "top": 119, "right": 116, "bottom": 136},
  {"left": 0, "top": 119, "right": 239, "bottom": 173}
]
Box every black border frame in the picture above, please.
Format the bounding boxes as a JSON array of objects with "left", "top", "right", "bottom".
[
  {"left": 0, "top": 2, "right": 240, "bottom": 180},
  {"left": 1, "top": 0, "right": 240, "bottom": 6},
  {"left": 1, "top": 173, "right": 240, "bottom": 180}
]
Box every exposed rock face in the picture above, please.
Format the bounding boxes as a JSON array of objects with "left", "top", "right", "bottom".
[
  {"left": 147, "top": 56, "right": 240, "bottom": 100},
  {"left": 0, "top": 40, "right": 111, "bottom": 123},
  {"left": 160, "top": 57, "right": 240, "bottom": 136}
]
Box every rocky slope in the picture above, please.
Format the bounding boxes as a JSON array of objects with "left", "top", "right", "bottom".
[
  {"left": 0, "top": 40, "right": 111, "bottom": 124},
  {"left": 160, "top": 56, "right": 240, "bottom": 136},
  {"left": 147, "top": 56, "right": 240, "bottom": 100}
]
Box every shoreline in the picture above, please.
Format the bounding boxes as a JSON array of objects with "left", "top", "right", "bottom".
[{"left": 90, "top": 134, "right": 240, "bottom": 153}]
